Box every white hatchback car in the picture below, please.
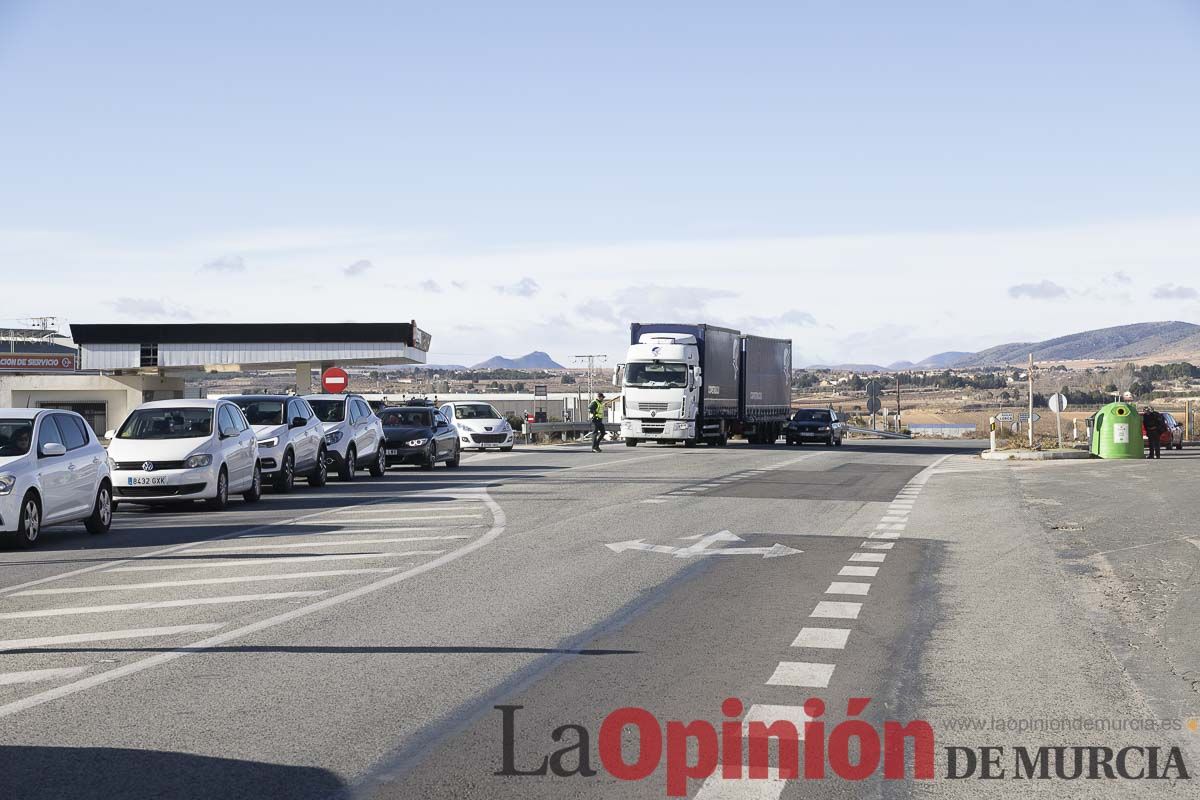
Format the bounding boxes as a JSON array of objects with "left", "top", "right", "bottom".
[
  {"left": 0, "top": 409, "right": 114, "bottom": 547},
  {"left": 107, "top": 399, "right": 261, "bottom": 510},
  {"left": 304, "top": 394, "right": 386, "bottom": 481},
  {"left": 227, "top": 395, "right": 328, "bottom": 491},
  {"left": 440, "top": 402, "right": 515, "bottom": 451}
]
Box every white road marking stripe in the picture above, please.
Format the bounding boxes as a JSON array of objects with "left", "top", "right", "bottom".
[
  {"left": 861, "top": 542, "right": 895, "bottom": 550},
  {"left": 811, "top": 601, "right": 861, "bottom": 619},
  {"left": 0, "top": 666, "right": 91, "bottom": 686},
  {"left": 868, "top": 530, "right": 901, "bottom": 539},
  {"left": 744, "top": 704, "right": 809, "bottom": 739},
  {"left": 0, "top": 623, "right": 225, "bottom": 652},
  {"left": 876, "top": 523, "right": 906, "bottom": 531},
  {"left": 825, "top": 581, "right": 870, "bottom": 596},
  {"left": 181, "top": 535, "right": 470, "bottom": 553},
  {"left": 336, "top": 505, "right": 480, "bottom": 515},
  {"left": 0, "top": 591, "right": 327, "bottom": 620},
  {"left": 315, "top": 526, "right": 484, "bottom": 536},
  {"left": 693, "top": 767, "right": 785, "bottom": 799},
  {"left": 0, "top": 489, "right": 505, "bottom": 720},
  {"left": 880, "top": 515, "right": 908, "bottom": 523},
  {"left": 109, "top": 551, "right": 442, "bottom": 573},
  {"left": 850, "top": 552, "right": 886, "bottom": 562},
  {"left": 320, "top": 514, "right": 482, "bottom": 523},
  {"left": 766, "top": 661, "right": 835, "bottom": 688},
  {"left": 791, "top": 628, "right": 850, "bottom": 649},
  {"left": 839, "top": 566, "right": 879, "bottom": 577},
  {"left": 13, "top": 568, "right": 401, "bottom": 596}
]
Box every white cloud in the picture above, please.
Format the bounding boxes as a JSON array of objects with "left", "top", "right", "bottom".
[
  {"left": 201, "top": 254, "right": 245, "bottom": 272},
  {"left": 494, "top": 277, "right": 540, "bottom": 297},
  {"left": 344, "top": 259, "right": 372, "bottom": 277},
  {"left": 107, "top": 297, "right": 194, "bottom": 320},
  {"left": 417, "top": 279, "right": 442, "bottom": 293},
  {"left": 1008, "top": 280, "right": 1069, "bottom": 300},
  {"left": 1151, "top": 283, "right": 1198, "bottom": 300}
]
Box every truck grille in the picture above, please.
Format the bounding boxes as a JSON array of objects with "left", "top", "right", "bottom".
[{"left": 637, "top": 402, "right": 669, "bottom": 412}]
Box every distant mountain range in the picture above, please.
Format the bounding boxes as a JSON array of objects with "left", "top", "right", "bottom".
[
  {"left": 471, "top": 351, "right": 566, "bottom": 370},
  {"left": 807, "top": 321, "right": 1200, "bottom": 372}
]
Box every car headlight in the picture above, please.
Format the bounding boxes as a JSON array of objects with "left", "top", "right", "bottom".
[
  {"left": 258, "top": 436, "right": 279, "bottom": 448},
  {"left": 817, "top": 426, "right": 830, "bottom": 432},
  {"left": 406, "top": 438, "right": 429, "bottom": 447},
  {"left": 0, "top": 474, "right": 15, "bottom": 496},
  {"left": 325, "top": 431, "right": 343, "bottom": 445},
  {"left": 184, "top": 454, "right": 213, "bottom": 469}
]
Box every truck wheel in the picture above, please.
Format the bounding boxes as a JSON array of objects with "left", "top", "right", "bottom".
[
  {"left": 684, "top": 439, "right": 697, "bottom": 448},
  {"left": 625, "top": 439, "right": 638, "bottom": 447}
]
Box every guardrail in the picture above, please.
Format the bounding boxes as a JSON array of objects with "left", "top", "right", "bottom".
[
  {"left": 844, "top": 425, "right": 912, "bottom": 440},
  {"left": 524, "top": 421, "right": 619, "bottom": 443}
]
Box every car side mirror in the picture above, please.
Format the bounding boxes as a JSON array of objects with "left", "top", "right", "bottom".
[
  {"left": 40, "top": 442, "right": 67, "bottom": 458},
  {"left": 291, "top": 417, "right": 307, "bottom": 429},
  {"left": 104, "top": 429, "right": 116, "bottom": 441}
]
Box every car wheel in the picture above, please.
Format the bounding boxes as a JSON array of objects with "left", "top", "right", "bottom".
[
  {"left": 825, "top": 437, "right": 833, "bottom": 447},
  {"left": 446, "top": 444, "right": 461, "bottom": 468},
  {"left": 206, "top": 468, "right": 230, "bottom": 511},
  {"left": 309, "top": 447, "right": 328, "bottom": 487},
  {"left": 85, "top": 482, "right": 113, "bottom": 535},
  {"left": 274, "top": 451, "right": 295, "bottom": 493},
  {"left": 339, "top": 447, "right": 356, "bottom": 481},
  {"left": 15, "top": 492, "right": 41, "bottom": 548},
  {"left": 500, "top": 445, "right": 514, "bottom": 452},
  {"left": 420, "top": 445, "right": 436, "bottom": 471},
  {"left": 242, "top": 463, "right": 262, "bottom": 503},
  {"left": 835, "top": 437, "right": 844, "bottom": 447},
  {"left": 369, "top": 446, "right": 387, "bottom": 477}
]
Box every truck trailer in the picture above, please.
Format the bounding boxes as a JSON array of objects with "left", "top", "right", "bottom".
[{"left": 618, "top": 323, "right": 791, "bottom": 446}]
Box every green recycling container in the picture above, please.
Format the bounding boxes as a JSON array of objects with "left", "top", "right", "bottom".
[{"left": 1090, "top": 402, "right": 1143, "bottom": 459}]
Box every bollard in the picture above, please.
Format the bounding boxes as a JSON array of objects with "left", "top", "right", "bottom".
[{"left": 989, "top": 416, "right": 997, "bottom": 452}]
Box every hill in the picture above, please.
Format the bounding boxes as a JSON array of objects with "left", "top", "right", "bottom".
[
  {"left": 914, "top": 351, "right": 974, "bottom": 369},
  {"left": 471, "top": 351, "right": 565, "bottom": 370},
  {"left": 951, "top": 321, "right": 1200, "bottom": 367}
]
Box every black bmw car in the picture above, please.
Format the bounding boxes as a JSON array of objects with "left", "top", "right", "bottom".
[
  {"left": 378, "top": 406, "right": 460, "bottom": 469},
  {"left": 784, "top": 408, "right": 845, "bottom": 447}
]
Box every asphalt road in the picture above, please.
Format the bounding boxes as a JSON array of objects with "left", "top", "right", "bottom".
[{"left": 1, "top": 439, "right": 1196, "bottom": 799}]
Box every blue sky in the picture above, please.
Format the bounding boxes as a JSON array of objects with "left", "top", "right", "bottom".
[{"left": 2, "top": 1, "right": 1199, "bottom": 365}]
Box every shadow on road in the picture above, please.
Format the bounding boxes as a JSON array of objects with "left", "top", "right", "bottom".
[{"left": 0, "top": 745, "right": 350, "bottom": 800}]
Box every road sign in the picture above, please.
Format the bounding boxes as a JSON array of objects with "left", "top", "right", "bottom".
[
  {"left": 996, "top": 412, "right": 1015, "bottom": 422},
  {"left": 321, "top": 366, "right": 349, "bottom": 393},
  {"left": 1019, "top": 412, "right": 1040, "bottom": 423},
  {"left": 1011, "top": 422, "right": 1020, "bottom": 433},
  {"left": 866, "top": 396, "right": 882, "bottom": 414},
  {"left": 0, "top": 353, "right": 77, "bottom": 372},
  {"left": 606, "top": 531, "right": 802, "bottom": 559},
  {"left": 866, "top": 380, "right": 882, "bottom": 398},
  {"left": 1048, "top": 393, "right": 1068, "bottom": 413}
]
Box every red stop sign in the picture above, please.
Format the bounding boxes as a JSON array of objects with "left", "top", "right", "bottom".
[{"left": 321, "top": 367, "right": 349, "bottom": 393}]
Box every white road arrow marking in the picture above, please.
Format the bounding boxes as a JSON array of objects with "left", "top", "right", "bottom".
[{"left": 606, "top": 531, "right": 802, "bottom": 559}]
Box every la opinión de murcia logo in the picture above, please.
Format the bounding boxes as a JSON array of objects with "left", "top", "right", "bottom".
[{"left": 495, "top": 699, "right": 1190, "bottom": 795}]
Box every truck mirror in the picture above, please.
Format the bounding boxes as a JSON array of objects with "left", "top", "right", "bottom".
[{"left": 613, "top": 364, "right": 624, "bottom": 385}]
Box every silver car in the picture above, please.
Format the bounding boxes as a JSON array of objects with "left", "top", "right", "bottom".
[{"left": 228, "top": 395, "right": 328, "bottom": 491}]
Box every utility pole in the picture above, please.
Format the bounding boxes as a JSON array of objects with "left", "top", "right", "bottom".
[
  {"left": 573, "top": 354, "right": 608, "bottom": 403},
  {"left": 1028, "top": 353, "right": 1034, "bottom": 448},
  {"left": 895, "top": 374, "right": 902, "bottom": 433}
]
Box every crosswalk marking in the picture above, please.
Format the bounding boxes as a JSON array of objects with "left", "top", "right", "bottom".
[
  {"left": 743, "top": 704, "right": 810, "bottom": 739},
  {"left": 108, "top": 550, "right": 444, "bottom": 573},
  {"left": 0, "top": 666, "right": 91, "bottom": 686},
  {"left": 0, "top": 591, "right": 327, "bottom": 620},
  {"left": 790, "top": 627, "right": 850, "bottom": 649},
  {"left": 838, "top": 565, "right": 879, "bottom": 577},
  {"left": 0, "top": 623, "right": 226, "bottom": 652},
  {"left": 693, "top": 766, "right": 786, "bottom": 799},
  {"left": 810, "top": 601, "right": 862, "bottom": 619},
  {"left": 849, "top": 552, "right": 886, "bottom": 562},
  {"left": 825, "top": 581, "right": 870, "bottom": 596},
  {"left": 766, "top": 661, "right": 835, "bottom": 688},
  {"left": 12, "top": 568, "right": 402, "bottom": 596}
]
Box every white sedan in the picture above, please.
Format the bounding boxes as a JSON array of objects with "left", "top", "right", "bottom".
[
  {"left": 439, "top": 402, "right": 515, "bottom": 451},
  {"left": 0, "top": 409, "right": 114, "bottom": 547}
]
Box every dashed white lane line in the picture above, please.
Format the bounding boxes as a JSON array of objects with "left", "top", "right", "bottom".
[
  {"left": 868, "top": 530, "right": 901, "bottom": 540},
  {"left": 108, "top": 550, "right": 443, "bottom": 573},
  {"left": 790, "top": 627, "right": 850, "bottom": 649},
  {"left": 0, "top": 666, "right": 91, "bottom": 686},
  {"left": 693, "top": 766, "right": 785, "bottom": 800},
  {"left": 810, "top": 601, "right": 862, "bottom": 619},
  {"left": 861, "top": 541, "right": 894, "bottom": 550},
  {"left": 12, "top": 568, "right": 402, "bottom": 596},
  {"left": 315, "top": 526, "right": 483, "bottom": 536},
  {"left": 825, "top": 581, "right": 870, "bottom": 596},
  {"left": 321, "top": 515, "right": 482, "bottom": 524},
  {"left": 766, "top": 661, "right": 835, "bottom": 688},
  {"left": 849, "top": 552, "right": 887, "bottom": 563},
  {"left": 838, "top": 565, "right": 879, "bottom": 577},
  {"left": 181, "top": 535, "right": 471, "bottom": 553},
  {"left": 0, "top": 623, "right": 226, "bottom": 652},
  {"left": 875, "top": 523, "right": 906, "bottom": 531},
  {"left": 880, "top": 516, "right": 908, "bottom": 523},
  {"left": 0, "top": 591, "right": 328, "bottom": 620},
  {"left": 744, "top": 704, "right": 810, "bottom": 737}
]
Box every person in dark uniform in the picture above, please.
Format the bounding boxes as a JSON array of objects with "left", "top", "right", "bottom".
[
  {"left": 1143, "top": 406, "right": 1164, "bottom": 459},
  {"left": 589, "top": 393, "right": 610, "bottom": 452}
]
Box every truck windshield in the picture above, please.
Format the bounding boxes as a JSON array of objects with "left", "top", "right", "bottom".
[{"left": 626, "top": 362, "right": 687, "bottom": 388}]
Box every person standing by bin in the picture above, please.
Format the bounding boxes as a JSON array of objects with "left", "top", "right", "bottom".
[
  {"left": 589, "top": 392, "right": 610, "bottom": 452},
  {"left": 1143, "top": 406, "right": 1164, "bottom": 459}
]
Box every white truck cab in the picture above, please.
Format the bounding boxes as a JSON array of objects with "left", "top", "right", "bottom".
[{"left": 618, "top": 334, "right": 702, "bottom": 445}]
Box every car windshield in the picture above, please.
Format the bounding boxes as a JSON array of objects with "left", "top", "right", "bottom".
[
  {"left": 0, "top": 420, "right": 34, "bottom": 457},
  {"left": 235, "top": 400, "right": 285, "bottom": 426},
  {"left": 118, "top": 408, "right": 213, "bottom": 439},
  {"left": 453, "top": 404, "right": 501, "bottom": 420},
  {"left": 379, "top": 409, "right": 432, "bottom": 427},
  {"left": 308, "top": 400, "right": 346, "bottom": 423},
  {"left": 793, "top": 410, "right": 832, "bottom": 423},
  {"left": 625, "top": 362, "right": 688, "bottom": 388}
]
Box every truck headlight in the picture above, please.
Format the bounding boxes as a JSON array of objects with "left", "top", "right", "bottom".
[
  {"left": 0, "top": 474, "right": 15, "bottom": 496},
  {"left": 406, "top": 438, "right": 429, "bottom": 447},
  {"left": 258, "top": 436, "right": 279, "bottom": 449},
  {"left": 325, "top": 431, "right": 343, "bottom": 445},
  {"left": 184, "top": 454, "right": 213, "bottom": 469}
]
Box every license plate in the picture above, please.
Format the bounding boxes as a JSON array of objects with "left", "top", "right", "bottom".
[
  {"left": 386, "top": 449, "right": 399, "bottom": 456},
  {"left": 128, "top": 476, "right": 168, "bottom": 486}
]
